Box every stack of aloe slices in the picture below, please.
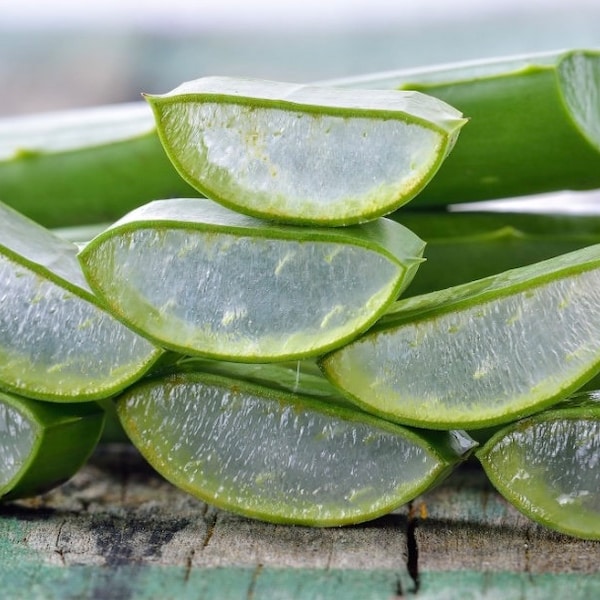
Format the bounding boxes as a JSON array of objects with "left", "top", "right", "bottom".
[{"left": 1, "top": 50, "right": 599, "bottom": 539}]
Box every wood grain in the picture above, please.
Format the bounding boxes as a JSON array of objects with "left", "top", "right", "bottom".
[{"left": 0, "top": 443, "right": 598, "bottom": 599}]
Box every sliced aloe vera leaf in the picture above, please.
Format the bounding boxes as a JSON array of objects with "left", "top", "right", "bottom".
[
  {"left": 145, "top": 77, "right": 466, "bottom": 225},
  {"left": 117, "top": 368, "right": 475, "bottom": 526},
  {"left": 476, "top": 392, "right": 600, "bottom": 540},
  {"left": 0, "top": 202, "right": 162, "bottom": 402},
  {"left": 78, "top": 197, "right": 425, "bottom": 361},
  {"left": 326, "top": 49, "right": 600, "bottom": 204},
  {"left": 0, "top": 389, "right": 104, "bottom": 500},
  {"left": 395, "top": 209, "right": 600, "bottom": 296},
  {"left": 321, "top": 245, "right": 600, "bottom": 430},
  {"left": 0, "top": 103, "right": 196, "bottom": 228}
]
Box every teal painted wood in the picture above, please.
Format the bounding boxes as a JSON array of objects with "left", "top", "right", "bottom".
[
  {"left": 0, "top": 565, "right": 598, "bottom": 600},
  {"left": 0, "top": 445, "right": 598, "bottom": 600}
]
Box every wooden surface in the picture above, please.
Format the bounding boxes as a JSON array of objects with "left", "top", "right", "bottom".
[{"left": 0, "top": 443, "right": 598, "bottom": 599}]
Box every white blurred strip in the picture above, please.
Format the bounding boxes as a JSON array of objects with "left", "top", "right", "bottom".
[{"left": 450, "top": 190, "right": 600, "bottom": 215}]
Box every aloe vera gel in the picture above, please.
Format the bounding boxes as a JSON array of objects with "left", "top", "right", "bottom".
[
  {"left": 0, "top": 202, "right": 161, "bottom": 401},
  {"left": 321, "top": 245, "right": 600, "bottom": 429},
  {"left": 146, "top": 77, "right": 466, "bottom": 225},
  {"left": 477, "top": 392, "right": 600, "bottom": 539},
  {"left": 78, "top": 198, "right": 425, "bottom": 361},
  {"left": 117, "top": 368, "right": 474, "bottom": 526}
]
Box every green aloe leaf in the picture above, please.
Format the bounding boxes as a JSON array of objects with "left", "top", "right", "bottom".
[
  {"left": 145, "top": 76, "right": 466, "bottom": 225},
  {"left": 476, "top": 392, "right": 600, "bottom": 540},
  {"left": 0, "top": 390, "right": 104, "bottom": 500},
  {"left": 395, "top": 209, "right": 600, "bottom": 296},
  {"left": 117, "top": 366, "right": 475, "bottom": 526},
  {"left": 0, "top": 202, "right": 162, "bottom": 402},
  {"left": 327, "top": 49, "right": 600, "bottom": 204},
  {"left": 78, "top": 197, "right": 425, "bottom": 361},
  {"left": 171, "top": 357, "right": 343, "bottom": 402},
  {"left": 0, "top": 103, "right": 196, "bottom": 228},
  {"left": 321, "top": 245, "right": 600, "bottom": 429}
]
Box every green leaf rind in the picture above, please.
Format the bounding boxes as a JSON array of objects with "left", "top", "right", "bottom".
[
  {"left": 326, "top": 49, "right": 600, "bottom": 204},
  {"left": 0, "top": 103, "right": 196, "bottom": 228},
  {"left": 0, "top": 390, "right": 105, "bottom": 500}
]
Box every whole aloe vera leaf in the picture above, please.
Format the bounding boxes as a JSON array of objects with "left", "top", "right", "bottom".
[
  {"left": 117, "top": 368, "right": 475, "bottom": 526},
  {"left": 78, "top": 197, "right": 425, "bottom": 362},
  {"left": 145, "top": 77, "right": 466, "bottom": 225},
  {"left": 0, "top": 103, "right": 196, "bottom": 228},
  {"left": 326, "top": 49, "right": 600, "bottom": 204},
  {"left": 0, "top": 390, "right": 104, "bottom": 500},
  {"left": 0, "top": 201, "right": 162, "bottom": 402},
  {"left": 321, "top": 244, "right": 600, "bottom": 430},
  {"left": 395, "top": 209, "right": 600, "bottom": 296},
  {"left": 476, "top": 392, "right": 600, "bottom": 540}
]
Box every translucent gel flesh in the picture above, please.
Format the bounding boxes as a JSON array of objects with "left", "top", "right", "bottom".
[
  {"left": 0, "top": 255, "right": 157, "bottom": 398},
  {"left": 0, "top": 402, "right": 35, "bottom": 488},
  {"left": 161, "top": 102, "right": 442, "bottom": 219},
  {"left": 89, "top": 229, "right": 400, "bottom": 358},
  {"left": 483, "top": 418, "right": 600, "bottom": 533},
  {"left": 121, "top": 379, "right": 439, "bottom": 523},
  {"left": 327, "top": 268, "right": 600, "bottom": 425}
]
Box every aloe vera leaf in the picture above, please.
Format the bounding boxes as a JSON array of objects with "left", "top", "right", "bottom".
[
  {"left": 0, "top": 390, "right": 104, "bottom": 500},
  {"left": 145, "top": 77, "right": 466, "bottom": 225},
  {"left": 0, "top": 103, "right": 196, "bottom": 228},
  {"left": 117, "top": 368, "right": 475, "bottom": 526},
  {"left": 172, "top": 357, "right": 343, "bottom": 402},
  {"left": 320, "top": 244, "right": 600, "bottom": 430},
  {"left": 78, "top": 197, "right": 425, "bottom": 361},
  {"left": 0, "top": 202, "right": 162, "bottom": 402},
  {"left": 476, "top": 392, "right": 600, "bottom": 540},
  {"left": 395, "top": 209, "right": 600, "bottom": 296},
  {"left": 327, "top": 49, "right": 600, "bottom": 204}
]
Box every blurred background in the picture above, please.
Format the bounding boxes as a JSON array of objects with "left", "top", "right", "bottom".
[{"left": 2, "top": 0, "right": 600, "bottom": 117}]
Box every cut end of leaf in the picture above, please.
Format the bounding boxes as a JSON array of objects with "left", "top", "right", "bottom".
[
  {"left": 321, "top": 246, "right": 600, "bottom": 429},
  {"left": 78, "top": 198, "right": 424, "bottom": 362},
  {"left": 117, "top": 370, "right": 462, "bottom": 526},
  {"left": 477, "top": 402, "right": 600, "bottom": 540},
  {"left": 0, "top": 201, "right": 162, "bottom": 402},
  {"left": 558, "top": 50, "right": 600, "bottom": 152},
  {"left": 146, "top": 77, "right": 465, "bottom": 225},
  {"left": 0, "top": 391, "right": 105, "bottom": 500}
]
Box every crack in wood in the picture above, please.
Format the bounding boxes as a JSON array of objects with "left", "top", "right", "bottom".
[
  {"left": 246, "top": 563, "right": 263, "bottom": 600},
  {"left": 201, "top": 509, "right": 218, "bottom": 549},
  {"left": 184, "top": 548, "right": 195, "bottom": 582},
  {"left": 523, "top": 526, "right": 534, "bottom": 582},
  {"left": 406, "top": 502, "right": 420, "bottom": 593},
  {"left": 324, "top": 529, "right": 334, "bottom": 571},
  {"left": 393, "top": 574, "right": 404, "bottom": 598},
  {"left": 54, "top": 519, "right": 67, "bottom": 565}
]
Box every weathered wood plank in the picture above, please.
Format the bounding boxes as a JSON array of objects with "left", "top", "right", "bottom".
[{"left": 0, "top": 444, "right": 598, "bottom": 600}]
